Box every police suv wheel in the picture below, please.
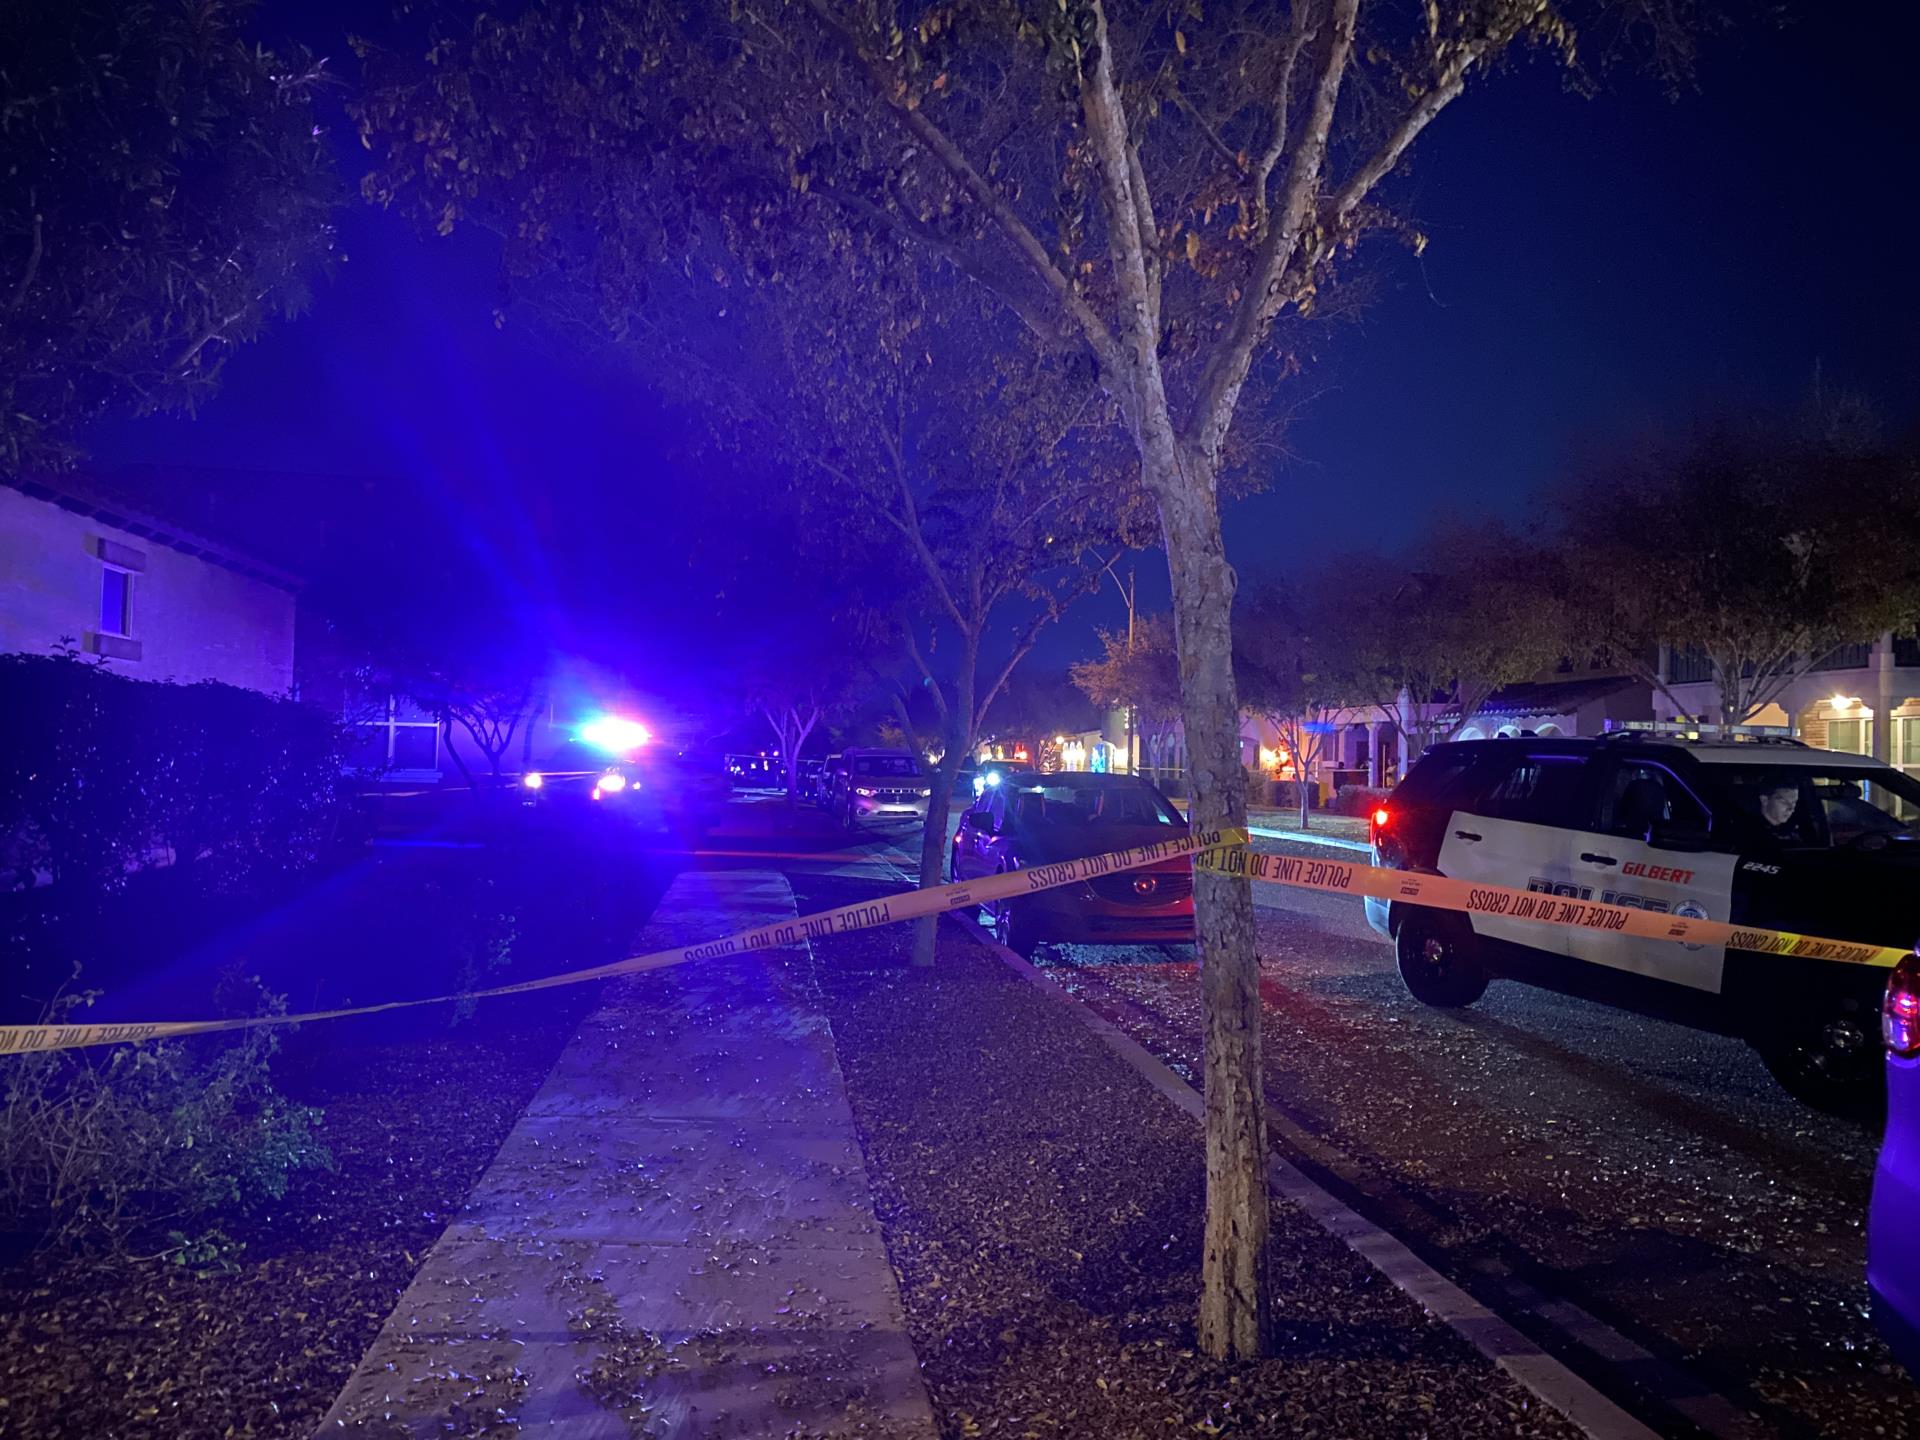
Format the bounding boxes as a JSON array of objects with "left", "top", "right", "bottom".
[
  {"left": 1395, "top": 910, "right": 1489, "bottom": 1008},
  {"left": 1756, "top": 1005, "right": 1883, "bottom": 1114}
]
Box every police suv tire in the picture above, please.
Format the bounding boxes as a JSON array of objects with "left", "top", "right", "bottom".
[
  {"left": 1754, "top": 1002, "right": 1884, "bottom": 1115},
  {"left": 1395, "top": 909, "right": 1489, "bottom": 1008}
]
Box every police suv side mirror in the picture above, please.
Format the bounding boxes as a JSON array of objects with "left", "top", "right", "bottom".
[{"left": 1650, "top": 824, "right": 1713, "bottom": 853}]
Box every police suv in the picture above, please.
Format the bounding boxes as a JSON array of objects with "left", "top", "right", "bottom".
[{"left": 1366, "top": 734, "right": 1920, "bottom": 1109}]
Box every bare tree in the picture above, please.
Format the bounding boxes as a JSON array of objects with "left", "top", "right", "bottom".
[
  {"left": 359, "top": 0, "right": 1723, "bottom": 1357},
  {"left": 1237, "top": 584, "right": 1356, "bottom": 830}
]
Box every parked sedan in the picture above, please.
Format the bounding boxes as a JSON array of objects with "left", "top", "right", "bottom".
[
  {"left": 1870, "top": 951, "right": 1920, "bottom": 1375},
  {"left": 950, "top": 772, "right": 1194, "bottom": 957}
]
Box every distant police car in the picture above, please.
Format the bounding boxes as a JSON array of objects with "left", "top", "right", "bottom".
[{"left": 1366, "top": 734, "right": 1920, "bottom": 1109}]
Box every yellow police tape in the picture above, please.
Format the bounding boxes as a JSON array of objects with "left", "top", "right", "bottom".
[
  {"left": 1193, "top": 845, "right": 1910, "bottom": 970},
  {"left": 4, "top": 824, "right": 1904, "bottom": 1057},
  {"left": 0, "top": 827, "right": 1248, "bottom": 1056}
]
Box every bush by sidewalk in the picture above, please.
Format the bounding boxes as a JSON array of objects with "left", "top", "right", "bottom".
[
  {"left": 0, "top": 651, "right": 352, "bottom": 894},
  {"left": 0, "top": 979, "right": 330, "bottom": 1259}
]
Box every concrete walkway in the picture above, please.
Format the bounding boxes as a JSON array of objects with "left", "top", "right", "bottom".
[{"left": 317, "top": 869, "right": 936, "bottom": 1438}]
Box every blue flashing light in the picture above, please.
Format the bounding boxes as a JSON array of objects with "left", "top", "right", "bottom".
[{"left": 580, "top": 715, "right": 651, "bottom": 755}]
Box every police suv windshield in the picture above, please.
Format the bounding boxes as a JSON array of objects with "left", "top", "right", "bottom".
[{"left": 1710, "top": 764, "right": 1920, "bottom": 849}]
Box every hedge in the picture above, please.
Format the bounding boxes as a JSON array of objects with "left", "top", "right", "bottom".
[{"left": 0, "top": 653, "right": 351, "bottom": 893}]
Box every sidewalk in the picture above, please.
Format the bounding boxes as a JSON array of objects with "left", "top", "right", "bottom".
[{"left": 316, "top": 869, "right": 936, "bottom": 1438}]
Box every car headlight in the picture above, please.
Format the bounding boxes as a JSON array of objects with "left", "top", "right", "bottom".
[
  {"left": 522, "top": 772, "right": 544, "bottom": 790},
  {"left": 854, "top": 785, "right": 877, "bottom": 797},
  {"left": 599, "top": 771, "right": 628, "bottom": 794}
]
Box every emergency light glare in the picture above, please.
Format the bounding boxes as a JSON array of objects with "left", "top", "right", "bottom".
[{"left": 580, "top": 716, "right": 651, "bottom": 754}]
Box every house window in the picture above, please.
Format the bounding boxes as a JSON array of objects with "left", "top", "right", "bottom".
[
  {"left": 1826, "top": 717, "right": 1869, "bottom": 755},
  {"left": 1897, "top": 716, "right": 1920, "bottom": 778},
  {"left": 347, "top": 695, "right": 442, "bottom": 778},
  {"left": 100, "top": 567, "right": 132, "bottom": 637}
]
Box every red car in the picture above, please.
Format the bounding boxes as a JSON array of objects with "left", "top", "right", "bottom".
[{"left": 950, "top": 772, "right": 1195, "bottom": 957}]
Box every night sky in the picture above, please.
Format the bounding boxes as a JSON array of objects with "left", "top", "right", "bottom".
[{"left": 87, "top": 2, "right": 1920, "bottom": 671}]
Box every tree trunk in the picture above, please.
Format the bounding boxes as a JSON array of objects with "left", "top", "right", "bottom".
[
  {"left": 441, "top": 711, "right": 475, "bottom": 790},
  {"left": 1152, "top": 446, "right": 1270, "bottom": 1361},
  {"left": 910, "top": 646, "right": 977, "bottom": 968}
]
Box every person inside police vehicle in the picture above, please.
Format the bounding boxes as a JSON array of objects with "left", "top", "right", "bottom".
[{"left": 1751, "top": 778, "right": 1819, "bottom": 846}]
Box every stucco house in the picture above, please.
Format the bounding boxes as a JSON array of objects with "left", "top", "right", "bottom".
[{"left": 0, "top": 472, "right": 299, "bottom": 694}]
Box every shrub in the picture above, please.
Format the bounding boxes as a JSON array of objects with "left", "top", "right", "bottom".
[
  {"left": 0, "top": 979, "right": 331, "bottom": 1255},
  {"left": 0, "top": 652, "right": 350, "bottom": 893},
  {"left": 1259, "top": 779, "right": 1319, "bottom": 810},
  {"left": 1328, "top": 784, "right": 1395, "bottom": 818}
]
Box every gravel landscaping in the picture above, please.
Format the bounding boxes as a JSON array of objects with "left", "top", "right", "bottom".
[
  {"left": 791, "top": 871, "right": 1584, "bottom": 1440},
  {"left": 1040, "top": 901, "right": 1915, "bottom": 1440}
]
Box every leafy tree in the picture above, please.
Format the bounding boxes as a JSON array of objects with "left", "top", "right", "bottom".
[
  {"left": 357, "top": 0, "right": 1723, "bottom": 1356},
  {"left": 1554, "top": 422, "right": 1920, "bottom": 726},
  {"left": 732, "top": 612, "right": 867, "bottom": 805},
  {"left": 1071, "top": 617, "right": 1184, "bottom": 785},
  {"left": 1, "top": 0, "right": 339, "bottom": 475},
  {"left": 1317, "top": 525, "right": 1566, "bottom": 773},
  {"left": 299, "top": 482, "right": 547, "bottom": 791},
  {"left": 1236, "top": 584, "right": 1358, "bottom": 829}
]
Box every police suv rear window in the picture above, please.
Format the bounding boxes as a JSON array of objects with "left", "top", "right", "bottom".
[
  {"left": 1474, "top": 754, "right": 1589, "bottom": 826},
  {"left": 1396, "top": 748, "right": 1485, "bottom": 807}
]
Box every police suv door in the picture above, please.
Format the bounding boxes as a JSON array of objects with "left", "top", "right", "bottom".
[
  {"left": 1562, "top": 757, "right": 1738, "bottom": 993},
  {"left": 1439, "top": 750, "right": 1595, "bottom": 959}
]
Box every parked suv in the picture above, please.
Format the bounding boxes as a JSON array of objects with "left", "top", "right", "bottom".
[
  {"left": 1367, "top": 734, "right": 1920, "bottom": 1108},
  {"left": 834, "top": 748, "right": 933, "bottom": 829}
]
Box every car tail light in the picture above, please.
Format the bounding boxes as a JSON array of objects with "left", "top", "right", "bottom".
[
  {"left": 1887, "top": 953, "right": 1920, "bottom": 1057},
  {"left": 1370, "top": 806, "right": 1391, "bottom": 840}
]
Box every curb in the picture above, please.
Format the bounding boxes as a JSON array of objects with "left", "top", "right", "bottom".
[{"left": 1246, "top": 825, "right": 1371, "bottom": 852}]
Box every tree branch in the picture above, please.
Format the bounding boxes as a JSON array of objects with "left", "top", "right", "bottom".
[
  {"left": 800, "top": 0, "right": 1125, "bottom": 375},
  {"left": 904, "top": 629, "right": 951, "bottom": 722},
  {"left": 974, "top": 601, "right": 1062, "bottom": 737},
  {"left": 1079, "top": 1, "right": 1167, "bottom": 411},
  {"left": 1250, "top": 2, "right": 1318, "bottom": 226},
  {"left": 811, "top": 181, "right": 1078, "bottom": 349},
  {"left": 1324, "top": 42, "right": 1489, "bottom": 227},
  {"left": 1186, "top": 0, "right": 1357, "bottom": 460}
]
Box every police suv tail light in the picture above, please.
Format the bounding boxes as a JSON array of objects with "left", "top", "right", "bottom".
[
  {"left": 1370, "top": 806, "right": 1392, "bottom": 839},
  {"left": 1887, "top": 953, "right": 1920, "bottom": 1058}
]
